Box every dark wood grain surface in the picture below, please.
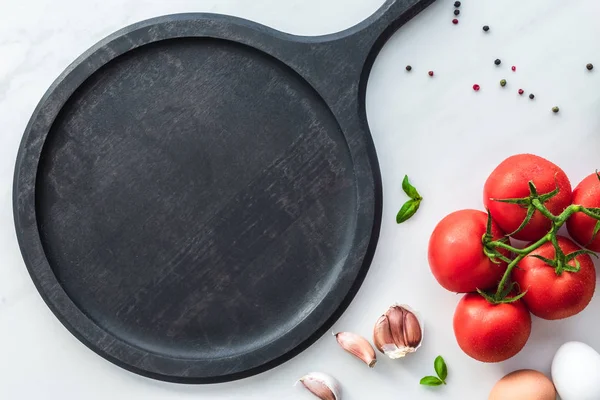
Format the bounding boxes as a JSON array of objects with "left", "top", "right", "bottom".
[{"left": 14, "top": 0, "right": 435, "bottom": 383}]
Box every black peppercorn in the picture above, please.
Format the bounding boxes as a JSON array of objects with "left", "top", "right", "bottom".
[
  {"left": 494, "top": 59, "right": 501, "bottom": 66},
  {"left": 552, "top": 106, "right": 559, "bottom": 113},
  {"left": 454, "top": 9, "right": 460, "bottom": 16},
  {"left": 406, "top": 65, "right": 412, "bottom": 71},
  {"left": 483, "top": 25, "right": 490, "bottom": 32},
  {"left": 454, "top": 1, "right": 461, "bottom": 7},
  {"left": 587, "top": 63, "right": 594, "bottom": 71},
  {"left": 529, "top": 94, "right": 535, "bottom": 100}
]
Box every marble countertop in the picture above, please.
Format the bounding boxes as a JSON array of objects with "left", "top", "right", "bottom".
[{"left": 2, "top": 0, "right": 600, "bottom": 398}]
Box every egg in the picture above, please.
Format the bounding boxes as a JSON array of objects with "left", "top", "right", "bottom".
[
  {"left": 488, "top": 369, "right": 556, "bottom": 400},
  {"left": 552, "top": 341, "right": 600, "bottom": 400}
]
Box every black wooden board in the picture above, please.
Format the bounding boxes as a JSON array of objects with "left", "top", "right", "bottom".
[{"left": 13, "top": 0, "right": 435, "bottom": 383}]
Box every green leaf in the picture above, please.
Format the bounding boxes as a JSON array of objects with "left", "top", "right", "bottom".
[
  {"left": 490, "top": 197, "right": 531, "bottom": 207},
  {"left": 591, "top": 220, "right": 600, "bottom": 243},
  {"left": 434, "top": 356, "right": 447, "bottom": 382},
  {"left": 420, "top": 376, "right": 443, "bottom": 386},
  {"left": 483, "top": 245, "right": 512, "bottom": 264},
  {"left": 497, "top": 289, "right": 528, "bottom": 303},
  {"left": 476, "top": 288, "right": 498, "bottom": 303},
  {"left": 402, "top": 175, "right": 422, "bottom": 200},
  {"left": 506, "top": 205, "right": 535, "bottom": 237},
  {"left": 528, "top": 181, "right": 539, "bottom": 197},
  {"left": 396, "top": 199, "right": 421, "bottom": 224},
  {"left": 530, "top": 254, "right": 557, "bottom": 267},
  {"left": 538, "top": 177, "right": 561, "bottom": 202},
  {"left": 483, "top": 245, "right": 501, "bottom": 264},
  {"left": 499, "top": 281, "right": 516, "bottom": 299},
  {"left": 566, "top": 248, "right": 598, "bottom": 261},
  {"left": 563, "top": 259, "right": 581, "bottom": 273},
  {"left": 485, "top": 209, "right": 494, "bottom": 238}
]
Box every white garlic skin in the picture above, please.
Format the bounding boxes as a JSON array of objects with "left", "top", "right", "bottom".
[{"left": 296, "top": 372, "right": 341, "bottom": 400}]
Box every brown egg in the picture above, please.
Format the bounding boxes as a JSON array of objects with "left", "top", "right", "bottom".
[{"left": 489, "top": 369, "right": 556, "bottom": 400}]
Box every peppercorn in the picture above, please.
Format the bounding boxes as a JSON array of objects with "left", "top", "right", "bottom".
[
  {"left": 529, "top": 94, "right": 535, "bottom": 100},
  {"left": 428, "top": 71, "right": 434, "bottom": 77},
  {"left": 494, "top": 59, "right": 501, "bottom": 66},
  {"left": 473, "top": 84, "right": 480, "bottom": 91},
  {"left": 552, "top": 106, "right": 559, "bottom": 113},
  {"left": 452, "top": 18, "right": 459, "bottom": 24},
  {"left": 454, "top": 9, "right": 460, "bottom": 16},
  {"left": 518, "top": 89, "right": 524, "bottom": 95},
  {"left": 483, "top": 25, "right": 490, "bottom": 32},
  {"left": 587, "top": 63, "right": 594, "bottom": 71},
  {"left": 500, "top": 79, "right": 507, "bottom": 87},
  {"left": 511, "top": 66, "right": 516, "bottom": 72},
  {"left": 454, "top": 1, "right": 461, "bottom": 7},
  {"left": 406, "top": 65, "right": 412, "bottom": 71}
]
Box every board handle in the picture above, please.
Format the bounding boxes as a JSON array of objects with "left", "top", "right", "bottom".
[
  {"left": 289, "top": 0, "right": 436, "bottom": 113},
  {"left": 344, "top": 0, "right": 436, "bottom": 57}
]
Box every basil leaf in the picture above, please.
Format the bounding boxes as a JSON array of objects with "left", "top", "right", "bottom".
[
  {"left": 402, "top": 175, "right": 422, "bottom": 200},
  {"left": 434, "top": 355, "right": 447, "bottom": 382},
  {"left": 420, "top": 376, "right": 443, "bottom": 386},
  {"left": 396, "top": 199, "right": 421, "bottom": 224}
]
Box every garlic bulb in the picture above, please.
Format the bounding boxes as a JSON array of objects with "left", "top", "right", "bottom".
[
  {"left": 373, "top": 304, "right": 423, "bottom": 359},
  {"left": 334, "top": 332, "right": 377, "bottom": 368},
  {"left": 296, "top": 372, "right": 341, "bottom": 400}
]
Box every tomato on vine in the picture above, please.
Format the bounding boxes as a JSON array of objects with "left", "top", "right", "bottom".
[
  {"left": 453, "top": 293, "right": 531, "bottom": 363},
  {"left": 483, "top": 154, "right": 572, "bottom": 241},
  {"left": 428, "top": 210, "right": 507, "bottom": 293},
  {"left": 512, "top": 236, "right": 596, "bottom": 320},
  {"left": 426, "top": 154, "right": 600, "bottom": 364},
  {"left": 567, "top": 172, "right": 600, "bottom": 251}
]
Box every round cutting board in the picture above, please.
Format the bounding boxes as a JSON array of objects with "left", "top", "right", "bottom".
[{"left": 13, "top": 0, "right": 435, "bottom": 383}]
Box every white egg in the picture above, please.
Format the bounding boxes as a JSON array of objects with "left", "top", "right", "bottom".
[{"left": 552, "top": 341, "right": 600, "bottom": 400}]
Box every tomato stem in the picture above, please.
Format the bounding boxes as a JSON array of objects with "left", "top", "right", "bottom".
[
  {"left": 487, "top": 200, "right": 599, "bottom": 301},
  {"left": 531, "top": 199, "right": 559, "bottom": 222},
  {"left": 492, "top": 233, "right": 552, "bottom": 298}
]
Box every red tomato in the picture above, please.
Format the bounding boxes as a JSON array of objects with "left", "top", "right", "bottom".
[
  {"left": 453, "top": 293, "right": 531, "bottom": 363},
  {"left": 567, "top": 173, "right": 600, "bottom": 252},
  {"left": 512, "top": 236, "right": 596, "bottom": 320},
  {"left": 483, "top": 154, "right": 572, "bottom": 241},
  {"left": 428, "top": 209, "right": 507, "bottom": 293}
]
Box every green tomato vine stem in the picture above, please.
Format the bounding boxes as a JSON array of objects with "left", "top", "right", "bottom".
[{"left": 484, "top": 198, "right": 596, "bottom": 301}]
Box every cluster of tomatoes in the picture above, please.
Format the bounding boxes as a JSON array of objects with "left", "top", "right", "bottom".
[{"left": 427, "top": 154, "right": 600, "bottom": 363}]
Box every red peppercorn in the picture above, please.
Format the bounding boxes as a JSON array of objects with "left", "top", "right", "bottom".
[
  {"left": 518, "top": 89, "right": 524, "bottom": 95},
  {"left": 511, "top": 66, "right": 516, "bottom": 72},
  {"left": 452, "top": 18, "right": 459, "bottom": 25},
  {"left": 428, "top": 71, "right": 434, "bottom": 77},
  {"left": 473, "top": 84, "right": 480, "bottom": 91}
]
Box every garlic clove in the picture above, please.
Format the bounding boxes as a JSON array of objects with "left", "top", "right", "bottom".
[
  {"left": 386, "top": 305, "right": 408, "bottom": 348},
  {"left": 403, "top": 308, "right": 422, "bottom": 348},
  {"left": 373, "top": 304, "right": 424, "bottom": 359},
  {"left": 334, "top": 332, "right": 377, "bottom": 368},
  {"left": 296, "top": 372, "right": 341, "bottom": 400},
  {"left": 373, "top": 315, "right": 401, "bottom": 357}
]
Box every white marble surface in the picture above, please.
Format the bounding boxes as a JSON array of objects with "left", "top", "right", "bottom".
[{"left": 2, "top": 0, "right": 600, "bottom": 398}]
